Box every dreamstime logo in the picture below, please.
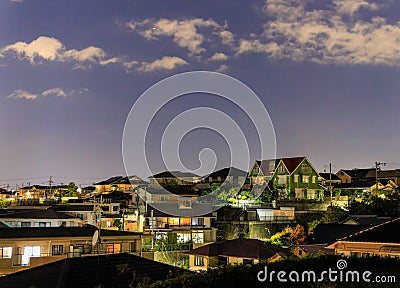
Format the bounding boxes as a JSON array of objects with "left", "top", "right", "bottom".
[
  {"left": 122, "top": 71, "right": 276, "bottom": 216},
  {"left": 257, "top": 259, "right": 396, "bottom": 284}
]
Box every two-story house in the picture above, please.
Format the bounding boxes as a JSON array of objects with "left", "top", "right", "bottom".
[{"left": 250, "top": 157, "right": 323, "bottom": 200}]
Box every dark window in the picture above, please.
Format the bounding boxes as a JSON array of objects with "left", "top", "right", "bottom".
[
  {"left": 21, "top": 222, "right": 31, "bottom": 227},
  {"left": 113, "top": 206, "right": 119, "bottom": 212},
  {"left": 197, "top": 218, "right": 204, "bottom": 226},
  {"left": 243, "top": 259, "right": 253, "bottom": 265},
  {"left": 130, "top": 241, "right": 137, "bottom": 252},
  {"left": 39, "top": 222, "right": 47, "bottom": 227},
  {"left": 52, "top": 245, "right": 63, "bottom": 256}
]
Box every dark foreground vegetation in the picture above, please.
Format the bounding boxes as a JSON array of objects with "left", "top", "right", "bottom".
[{"left": 147, "top": 255, "right": 400, "bottom": 288}]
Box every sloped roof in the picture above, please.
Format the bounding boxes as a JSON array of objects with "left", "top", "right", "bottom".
[
  {"left": 364, "top": 170, "right": 400, "bottom": 179},
  {"left": 0, "top": 253, "right": 185, "bottom": 288},
  {"left": 341, "top": 215, "right": 392, "bottom": 226},
  {"left": 256, "top": 157, "right": 308, "bottom": 176},
  {"left": 0, "top": 226, "right": 143, "bottom": 239},
  {"left": 56, "top": 204, "right": 94, "bottom": 212},
  {"left": 93, "top": 176, "right": 124, "bottom": 186},
  {"left": 338, "top": 168, "right": 375, "bottom": 179},
  {"left": 255, "top": 159, "right": 279, "bottom": 176},
  {"left": 298, "top": 244, "right": 335, "bottom": 255},
  {"left": 150, "top": 171, "right": 199, "bottom": 179},
  {"left": 205, "top": 167, "right": 248, "bottom": 179},
  {"left": 305, "top": 224, "right": 370, "bottom": 244},
  {"left": 280, "top": 157, "right": 306, "bottom": 173},
  {"left": 319, "top": 173, "right": 341, "bottom": 181},
  {"left": 0, "top": 208, "right": 77, "bottom": 219},
  {"left": 338, "top": 217, "right": 400, "bottom": 243},
  {"left": 186, "top": 238, "right": 288, "bottom": 259}
]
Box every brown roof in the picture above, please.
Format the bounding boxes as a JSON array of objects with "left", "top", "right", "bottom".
[
  {"left": 281, "top": 157, "right": 306, "bottom": 173},
  {"left": 186, "top": 238, "right": 288, "bottom": 259}
]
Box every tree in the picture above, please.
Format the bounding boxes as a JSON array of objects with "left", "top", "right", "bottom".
[{"left": 66, "top": 182, "right": 78, "bottom": 197}]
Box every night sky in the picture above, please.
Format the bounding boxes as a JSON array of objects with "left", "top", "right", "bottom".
[{"left": 1, "top": 0, "right": 399, "bottom": 186}]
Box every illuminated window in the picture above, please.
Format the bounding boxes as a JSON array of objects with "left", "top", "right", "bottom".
[
  {"left": 177, "top": 232, "right": 191, "bottom": 243},
  {"left": 106, "top": 243, "right": 121, "bottom": 254},
  {"left": 302, "top": 175, "right": 309, "bottom": 183},
  {"left": 0, "top": 247, "right": 12, "bottom": 259},
  {"left": 194, "top": 256, "right": 204, "bottom": 266},
  {"left": 192, "top": 231, "right": 204, "bottom": 244},
  {"left": 180, "top": 218, "right": 191, "bottom": 226},
  {"left": 294, "top": 175, "right": 299, "bottom": 183},
  {"left": 22, "top": 246, "right": 41, "bottom": 265}
]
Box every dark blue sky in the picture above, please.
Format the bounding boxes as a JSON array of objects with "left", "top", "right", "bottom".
[{"left": 0, "top": 0, "right": 399, "bottom": 186}]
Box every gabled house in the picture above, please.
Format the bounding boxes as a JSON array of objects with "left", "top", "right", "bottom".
[
  {"left": 93, "top": 176, "right": 124, "bottom": 193},
  {"left": 336, "top": 168, "right": 375, "bottom": 184},
  {"left": 185, "top": 238, "right": 288, "bottom": 271},
  {"left": 327, "top": 217, "right": 400, "bottom": 258},
  {"left": 364, "top": 170, "right": 400, "bottom": 186},
  {"left": 271, "top": 157, "right": 322, "bottom": 200},
  {"left": 18, "top": 185, "right": 68, "bottom": 199},
  {"left": 149, "top": 171, "right": 201, "bottom": 189},
  {"left": 112, "top": 175, "right": 148, "bottom": 193},
  {"left": 340, "top": 215, "right": 392, "bottom": 226},
  {"left": 318, "top": 173, "right": 342, "bottom": 187}
]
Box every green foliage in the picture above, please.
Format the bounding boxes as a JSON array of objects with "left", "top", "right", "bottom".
[
  {"left": 348, "top": 196, "right": 400, "bottom": 218},
  {"left": 268, "top": 224, "right": 306, "bottom": 248},
  {"left": 0, "top": 200, "right": 11, "bottom": 209},
  {"left": 113, "top": 219, "right": 122, "bottom": 230}
]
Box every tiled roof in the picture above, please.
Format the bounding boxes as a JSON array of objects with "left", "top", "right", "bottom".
[
  {"left": 364, "top": 170, "right": 400, "bottom": 179},
  {"left": 281, "top": 157, "right": 306, "bottom": 173},
  {"left": 305, "top": 224, "right": 370, "bottom": 244},
  {"left": 0, "top": 253, "right": 186, "bottom": 288},
  {"left": 339, "top": 168, "right": 375, "bottom": 179},
  {"left": 150, "top": 171, "right": 199, "bottom": 178},
  {"left": 341, "top": 215, "right": 392, "bottom": 226},
  {"left": 0, "top": 208, "right": 77, "bottom": 219},
  {"left": 339, "top": 217, "right": 400, "bottom": 243},
  {"left": 319, "top": 173, "right": 341, "bottom": 181},
  {"left": 0, "top": 226, "right": 143, "bottom": 239},
  {"left": 186, "top": 238, "right": 288, "bottom": 259},
  {"left": 0, "top": 226, "right": 98, "bottom": 238},
  {"left": 93, "top": 176, "right": 124, "bottom": 186},
  {"left": 56, "top": 204, "right": 94, "bottom": 212},
  {"left": 205, "top": 167, "right": 248, "bottom": 179}
]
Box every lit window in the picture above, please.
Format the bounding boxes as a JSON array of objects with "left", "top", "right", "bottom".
[
  {"left": 0, "top": 247, "right": 12, "bottom": 259},
  {"left": 22, "top": 246, "right": 41, "bottom": 265},
  {"left": 302, "top": 175, "right": 309, "bottom": 183},
  {"left": 294, "top": 175, "right": 299, "bottom": 183},
  {"left": 106, "top": 243, "right": 121, "bottom": 254},
  {"left": 192, "top": 231, "right": 204, "bottom": 244},
  {"left": 194, "top": 256, "right": 204, "bottom": 266}
]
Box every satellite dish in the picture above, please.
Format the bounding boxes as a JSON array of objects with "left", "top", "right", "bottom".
[{"left": 92, "top": 230, "right": 99, "bottom": 246}]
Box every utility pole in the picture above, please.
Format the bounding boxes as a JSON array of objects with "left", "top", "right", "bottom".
[
  {"left": 374, "top": 162, "right": 387, "bottom": 194},
  {"left": 329, "top": 163, "right": 333, "bottom": 206},
  {"left": 48, "top": 176, "right": 54, "bottom": 199}
]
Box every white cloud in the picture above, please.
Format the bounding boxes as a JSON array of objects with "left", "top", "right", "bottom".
[
  {"left": 138, "top": 56, "right": 188, "bottom": 72},
  {"left": 333, "top": 0, "right": 379, "bottom": 16},
  {"left": 217, "top": 64, "right": 229, "bottom": 73},
  {"left": 122, "top": 60, "right": 139, "bottom": 72},
  {"left": 208, "top": 52, "right": 228, "bottom": 62},
  {"left": 127, "top": 18, "right": 235, "bottom": 55},
  {"left": 41, "top": 88, "right": 67, "bottom": 97},
  {"left": 1, "top": 36, "right": 114, "bottom": 68},
  {"left": 236, "top": 0, "right": 400, "bottom": 66},
  {"left": 2, "top": 36, "right": 64, "bottom": 64},
  {"left": 6, "top": 87, "right": 88, "bottom": 100},
  {"left": 6, "top": 89, "right": 37, "bottom": 100},
  {"left": 99, "top": 57, "right": 120, "bottom": 66}
]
